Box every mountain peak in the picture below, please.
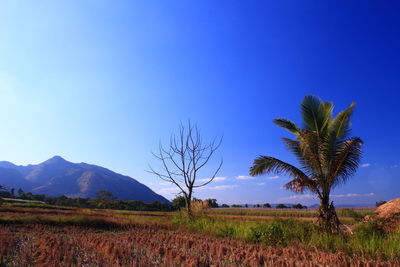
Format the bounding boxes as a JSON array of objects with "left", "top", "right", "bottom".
[
  {"left": 43, "top": 155, "right": 68, "bottom": 164},
  {"left": 0, "top": 157, "right": 169, "bottom": 203}
]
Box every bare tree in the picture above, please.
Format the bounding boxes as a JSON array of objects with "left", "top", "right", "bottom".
[{"left": 148, "top": 121, "right": 223, "bottom": 217}]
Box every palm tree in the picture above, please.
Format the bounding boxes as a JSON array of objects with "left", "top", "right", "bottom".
[{"left": 250, "top": 95, "right": 363, "bottom": 233}]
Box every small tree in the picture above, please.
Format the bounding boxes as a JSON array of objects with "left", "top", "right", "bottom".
[
  {"left": 205, "top": 198, "right": 218, "bottom": 208},
  {"left": 221, "top": 204, "right": 229, "bottom": 208},
  {"left": 263, "top": 203, "right": 271, "bottom": 208},
  {"left": 17, "top": 188, "right": 25, "bottom": 199},
  {"left": 149, "top": 121, "right": 222, "bottom": 217},
  {"left": 90, "top": 190, "right": 117, "bottom": 209},
  {"left": 172, "top": 196, "right": 186, "bottom": 210},
  {"left": 293, "top": 203, "right": 305, "bottom": 209},
  {"left": 276, "top": 204, "right": 288, "bottom": 209}
]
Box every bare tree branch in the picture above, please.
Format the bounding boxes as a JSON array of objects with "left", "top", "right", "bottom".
[{"left": 148, "top": 120, "right": 223, "bottom": 216}]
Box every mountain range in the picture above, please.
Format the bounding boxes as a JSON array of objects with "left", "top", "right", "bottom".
[{"left": 0, "top": 156, "right": 169, "bottom": 203}]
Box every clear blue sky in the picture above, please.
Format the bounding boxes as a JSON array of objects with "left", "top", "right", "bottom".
[{"left": 0, "top": 1, "right": 399, "bottom": 205}]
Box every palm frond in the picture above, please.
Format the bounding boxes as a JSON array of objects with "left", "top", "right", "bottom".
[
  {"left": 324, "top": 102, "right": 356, "bottom": 171},
  {"left": 320, "top": 101, "right": 334, "bottom": 136},
  {"left": 284, "top": 177, "right": 319, "bottom": 193},
  {"left": 249, "top": 156, "right": 309, "bottom": 181},
  {"left": 274, "top": 119, "right": 301, "bottom": 134},
  {"left": 330, "top": 102, "right": 355, "bottom": 140},
  {"left": 301, "top": 95, "right": 322, "bottom": 134},
  {"left": 281, "top": 137, "right": 312, "bottom": 176},
  {"left": 329, "top": 137, "right": 363, "bottom": 188},
  {"left": 301, "top": 95, "right": 332, "bottom": 137},
  {"left": 297, "top": 131, "right": 326, "bottom": 176},
  {"left": 282, "top": 138, "right": 302, "bottom": 159}
]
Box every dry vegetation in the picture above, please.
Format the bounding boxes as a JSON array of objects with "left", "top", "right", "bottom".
[{"left": 0, "top": 204, "right": 399, "bottom": 266}]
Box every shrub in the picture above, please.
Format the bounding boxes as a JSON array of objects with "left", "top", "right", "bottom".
[
  {"left": 353, "top": 220, "right": 384, "bottom": 240},
  {"left": 339, "top": 209, "right": 364, "bottom": 221},
  {"left": 292, "top": 203, "right": 306, "bottom": 209},
  {"left": 248, "top": 223, "right": 286, "bottom": 246},
  {"left": 216, "top": 224, "right": 235, "bottom": 238}
]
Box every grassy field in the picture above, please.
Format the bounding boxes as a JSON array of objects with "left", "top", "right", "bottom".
[
  {"left": 0, "top": 203, "right": 398, "bottom": 266},
  {"left": 207, "top": 207, "right": 374, "bottom": 223}
]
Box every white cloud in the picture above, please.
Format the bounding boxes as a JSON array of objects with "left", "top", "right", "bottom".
[
  {"left": 361, "top": 163, "right": 371, "bottom": 168},
  {"left": 256, "top": 182, "right": 266, "bottom": 186},
  {"left": 266, "top": 175, "right": 280, "bottom": 180},
  {"left": 277, "top": 194, "right": 315, "bottom": 202},
  {"left": 156, "top": 187, "right": 180, "bottom": 195},
  {"left": 208, "top": 185, "right": 238, "bottom": 190},
  {"left": 236, "top": 175, "right": 254, "bottom": 180},
  {"left": 332, "top": 193, "right": 374, "bottom": 198},
  {"left": 278, "top": 192, "right": 375, "bottom": 202},
  {"left": 198, "top": 177, "right": 227, "bottom": 182},
  {"left": 391, "top": 164, "right": 399, "bottom": 168}
]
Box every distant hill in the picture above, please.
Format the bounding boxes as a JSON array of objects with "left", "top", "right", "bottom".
[{"left": 0, "top": 156, "right": 169, "bottom": 203}]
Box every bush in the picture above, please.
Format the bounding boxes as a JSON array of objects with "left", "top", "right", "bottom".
[
  {"left": 353, "top": 220, "right": 384, "bottom": 240},
  {"left": 216, "top": 224, "right": 235, "bottom": 238},
  {"left": 339, "top": 209, "right": 364, "bottom": 221},
  {"left": 248, "top": 223, "right": 286, "bottom": 246},
  {"left": 292, "top": 203, "right": 306, "bottom": 209}
]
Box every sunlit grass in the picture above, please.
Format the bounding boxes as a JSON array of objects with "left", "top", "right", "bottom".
[
  {"left": 172, "top": 213, "right": 400, "bottom": 260},
  {"left": 0, "top": 203, "right": 397, "bottom": 261}
]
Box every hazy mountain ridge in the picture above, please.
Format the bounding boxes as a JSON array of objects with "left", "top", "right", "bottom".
[{"left": 0, "top": 156, "right": 169, "bottom": 203}]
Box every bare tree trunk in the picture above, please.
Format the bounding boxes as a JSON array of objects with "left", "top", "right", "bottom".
[
  {"left": 318, "top": 197, "right": 340, "bottom": 233},
  {"left": 185, "top": 198, "right": 192, "bottom": 217},
  {"left": 185, "top": 191, "right": 193, "bottom": 218}
]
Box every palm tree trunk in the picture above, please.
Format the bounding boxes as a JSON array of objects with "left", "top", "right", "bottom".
[{"left": 318, "top": 196, "right": 340, "bottom": 233}]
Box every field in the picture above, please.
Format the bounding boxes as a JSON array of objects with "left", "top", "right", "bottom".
[{"left": 0, "top": 203, "right": 399, "bottom": 266}]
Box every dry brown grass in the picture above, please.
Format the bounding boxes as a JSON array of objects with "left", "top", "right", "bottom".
[
  {"left": 376, "top": 198, "right": 400, "bottom": 219},
  {"left": 0, "top": 205, "right": 398, "bottom": 266},
  {"left": 1, "top": 224, "right": 399, "bottom": 267}
]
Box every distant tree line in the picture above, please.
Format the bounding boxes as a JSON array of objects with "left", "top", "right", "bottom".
[
  {"left": 0, "top": 186, "right": 309, "bottom": 211},
  {"left": 0, "top": 187, "right": 234, "bottom": 212},
  {"left": 218, "top": 203, "right": 307, "bottom": 209},
  {"left": 0, "top": 187, "right": 173, "bottom": 211}
]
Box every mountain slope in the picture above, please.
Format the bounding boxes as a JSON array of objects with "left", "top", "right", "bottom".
[{"left": 0, "top": 156, "right": 169, "bottom": 203}]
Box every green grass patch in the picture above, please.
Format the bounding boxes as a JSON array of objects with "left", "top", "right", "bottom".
[{"left": 173, "top": 213, "right": 400, "bottom": 260}]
